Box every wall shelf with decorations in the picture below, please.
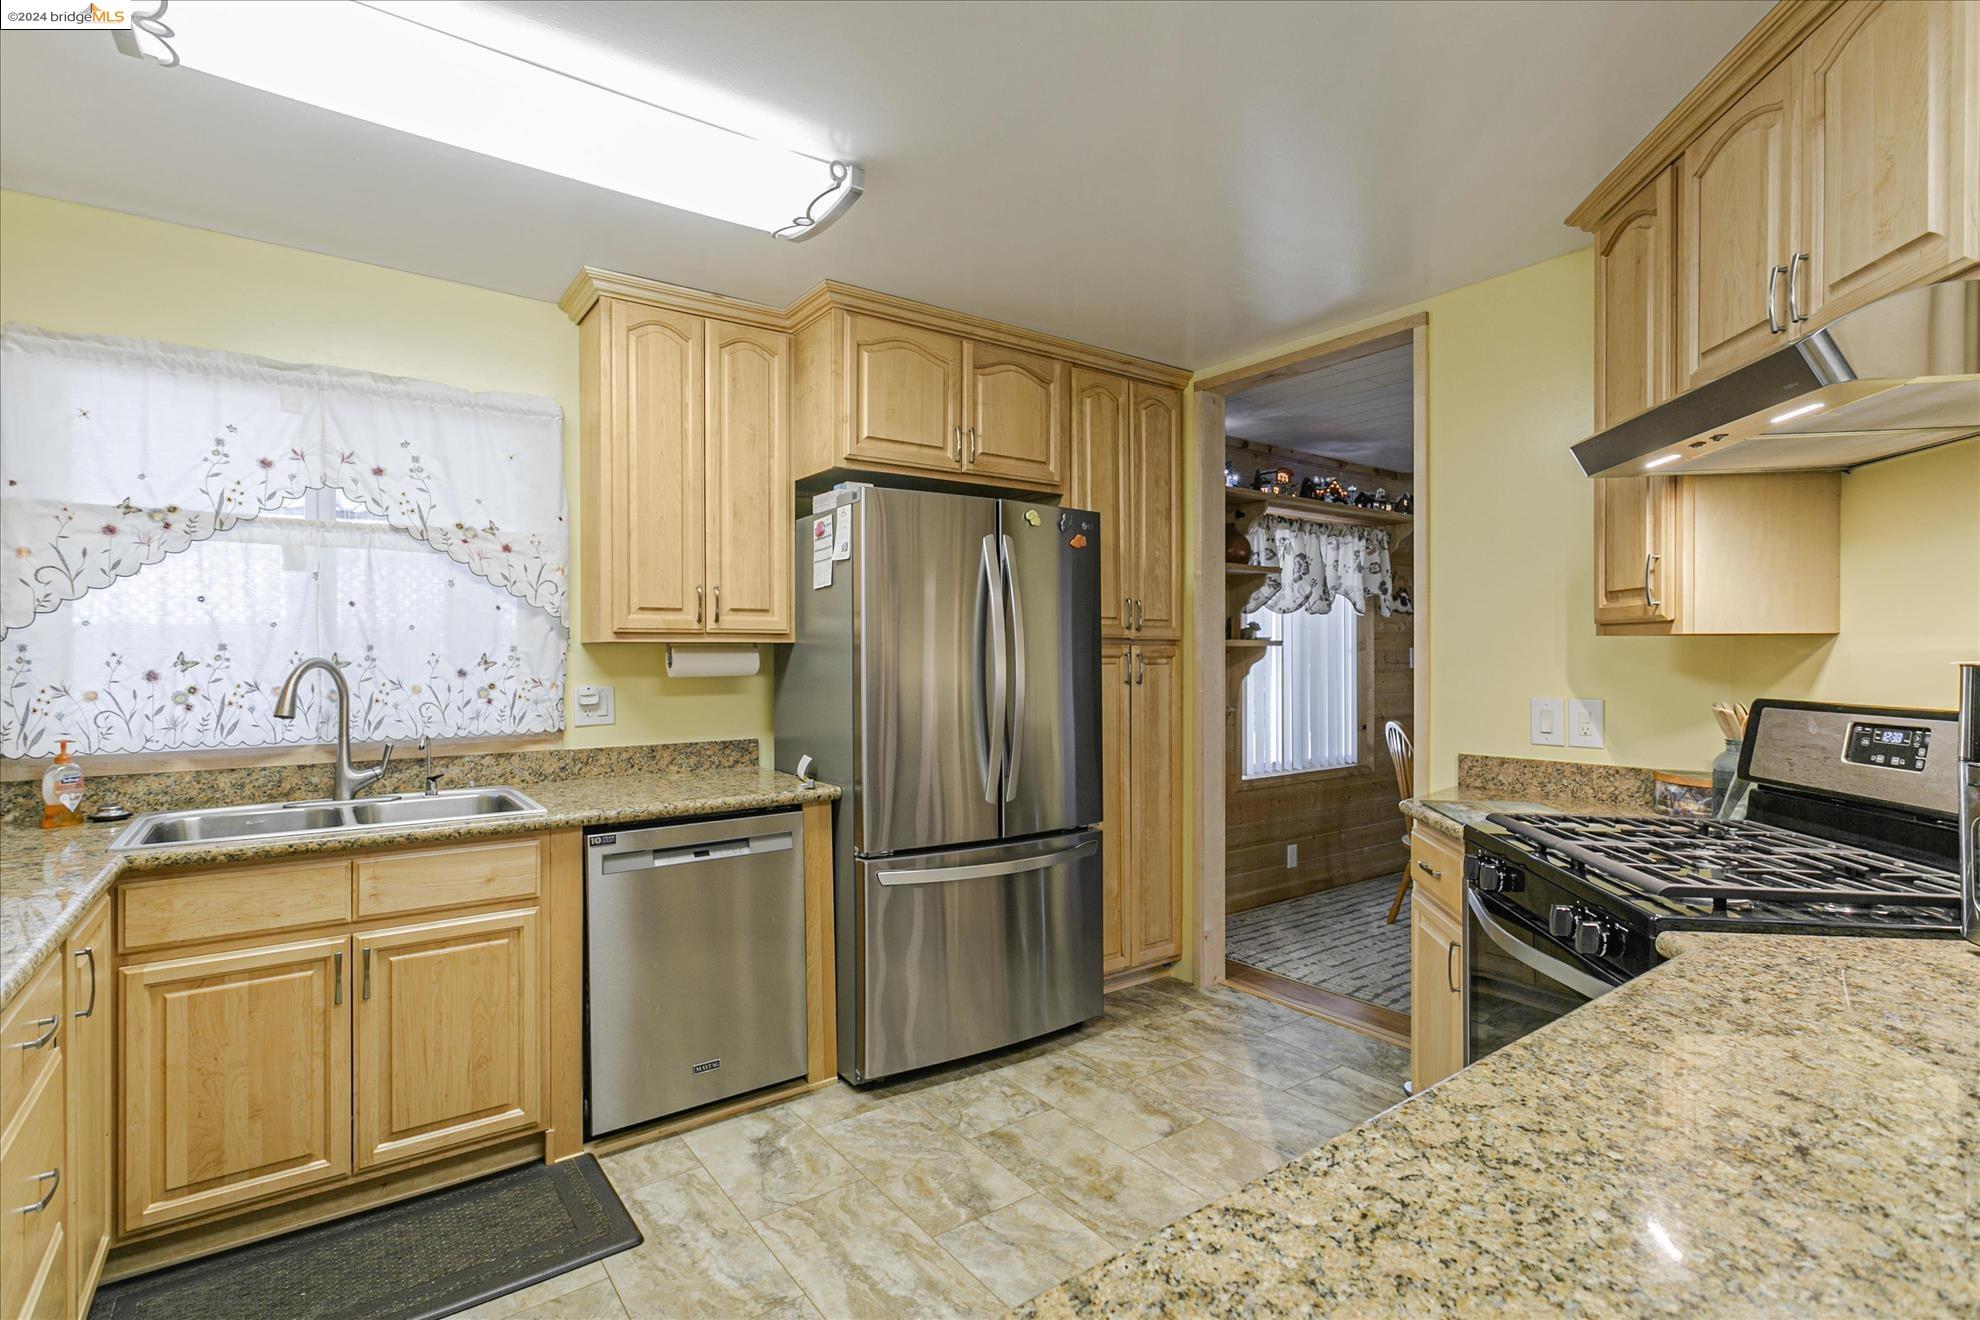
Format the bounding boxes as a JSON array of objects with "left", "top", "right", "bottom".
[{"left": 1225, "top": 487, "right": 1411, "bottom": 529}]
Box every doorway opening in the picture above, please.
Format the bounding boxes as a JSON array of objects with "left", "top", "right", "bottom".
[{"left": 1191, "top": 316, "right": 1426, "bottom": 1045}]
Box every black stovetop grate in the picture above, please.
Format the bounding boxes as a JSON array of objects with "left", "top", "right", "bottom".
[{"left": 1486, "top": 813, "right": 1961, "bottom": 910}]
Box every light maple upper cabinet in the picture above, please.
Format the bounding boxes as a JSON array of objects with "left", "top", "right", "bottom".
[
  {"left": 1678, "top": 60, "right": 1798, "bottom": 390},
  {"left": 578, "top": 295, "right": 793, "bottom": 643},
  {"left": 1071, "top": 375, "right": 1181, "bottom": 641},
  {"left": 705, "top": 320, "right": 794, "bottom": 637},
  {"left": 846, "top": 314, "right": 966, "bottom": 473},
  {"left": 1593, "top": 475, "right": 1676, "bottom": 627},
  {"left": 1794, "top": 0, "right": 1979, "bottom": 329},
  {"left": 1595, "top": 170, "right": 1677, "bottom": 430},
  {"left": 1069, "top": 370, "right": 1131, "bottom": 637},
  {"left": 354, "top": 909, "right": 541, "bottom": 1170},
  {"left": 121, "top": 937, "right": 352, "bottom": 1231},
  {"left": 964, "top": 340, "right": 1066, "bottom": 487}
]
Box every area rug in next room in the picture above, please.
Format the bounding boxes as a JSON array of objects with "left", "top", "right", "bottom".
[
  {"left": 1226, "top": 875, "right": 1412, "bottom": 1014},
  {"left": 89, "top": 1156, "right": 640, "bottom": 1320}
]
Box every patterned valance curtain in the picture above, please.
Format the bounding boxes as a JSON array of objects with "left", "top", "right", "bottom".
[
  {"left": 1244, "top": 513, "right": 1403, "bottom": 617},
  {"left": 1, "top": 325, "right": 568, "bottom": 758}
]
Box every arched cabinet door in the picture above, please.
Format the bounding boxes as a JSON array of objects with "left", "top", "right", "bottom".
[
  {"left": 846, "top": 314, "right": 964, "bottom": 472},
  {"left": 705, "top": 320, "right": 793, "bottom": 638},
  {"left": 964, "top": 340, "right": 1065, "bottom": 487},
  {"left": 1129, "top": 383, "right": 1182, "bottom": 641},
  {"left": 607, "top": 303, "right": 705, "bottom": 636},
  {"left": 1069, "top": 369, "right": 1131, "bottom": 638}
]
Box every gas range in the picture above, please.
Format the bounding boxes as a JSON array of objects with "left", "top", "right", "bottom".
[{"left": 1460, "top": 701, "right": 1963, "bottom": 1059}]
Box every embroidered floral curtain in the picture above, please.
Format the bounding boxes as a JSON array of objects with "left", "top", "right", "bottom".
[
  {"left": 1243, "top": 513, "right": 1403, "bottom": 617},
  {"left": 1, "top": 325, "right": 568, "bottom": 758}
]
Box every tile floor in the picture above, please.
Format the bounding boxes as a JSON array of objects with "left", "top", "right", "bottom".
[{"left": 462, "top": 979, "right": 1410, "bottom": 1319}]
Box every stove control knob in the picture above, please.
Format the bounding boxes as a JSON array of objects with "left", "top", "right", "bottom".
[
  {"left": 1470, "top": 857, "right": 1523, "bottom": 894},
  {"left": 1574, "top": 918, "right": 1621, "bottom": 959},
  {"left": 1549, "top": 905, "right": 1576, "bottom": 939}
]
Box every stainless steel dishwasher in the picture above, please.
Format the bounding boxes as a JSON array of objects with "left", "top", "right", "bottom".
[{"left": 585, "top": 811, "right": 806, "bottom": 1136}]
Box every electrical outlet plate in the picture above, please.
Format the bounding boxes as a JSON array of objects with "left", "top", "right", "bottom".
[
  {"left": 1530, "top": 697, "right": 1565, "bottom": 746},
  {"left": 1286, "top": 843, "right": 1298, "bottom": 868},
  {"left": 1568, "top": 698, "right": 1605, "bottom": 748},
  {"left": 573, "top": 684, "right": 616, "bottom": 727}
]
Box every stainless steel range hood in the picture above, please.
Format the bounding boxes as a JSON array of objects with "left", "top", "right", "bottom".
[{"left": 1572, "top": 276, "right": 1980, "bottom": 478}]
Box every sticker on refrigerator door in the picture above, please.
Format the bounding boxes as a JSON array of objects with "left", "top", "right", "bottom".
[
  {"left": 1024, "top": 509, "right": 1041, "bottom": 526},
  {"left": 811, "top": 515, "right": 833, "bottom": 589},
  {"left": 832, "top": 505, "right": 853, "bottom": 560},
  {"left": 1069, "top": 532, "right": 1088, "bottom": 549}
]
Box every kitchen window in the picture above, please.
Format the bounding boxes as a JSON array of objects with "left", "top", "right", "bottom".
[
  {"left": 1240, "top": 603, "right": 1360, "bottom": 779},
  {"left": 0, "top": 325, "right": 568, "bottom": 759}
]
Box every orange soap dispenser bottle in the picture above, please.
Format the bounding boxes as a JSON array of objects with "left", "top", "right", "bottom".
[{"left": 40, "top": 740, "right": 85, "bottom": 829}]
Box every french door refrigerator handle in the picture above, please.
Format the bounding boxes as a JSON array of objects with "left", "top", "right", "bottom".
[
  {"left": 1000, "top": 533, "right": 1025, "bottom": 803},
  {"left": 1465, "top": 889, "right": 1615, "bottom": 1000},
  {"left": 980, "top": 534, "right": 1008, "bottom": 803},
  {"left": 876, "top": 838, "right": 1098, "bottom": 886}
]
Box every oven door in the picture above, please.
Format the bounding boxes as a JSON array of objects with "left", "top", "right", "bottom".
[{"left": 1466, "top": 888, "right": 1625, "bottom": 1063}]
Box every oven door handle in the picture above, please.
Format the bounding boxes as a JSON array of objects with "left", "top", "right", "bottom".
[{"left": 1466, "top": 889, "right": 1618, "bottom": 1000}]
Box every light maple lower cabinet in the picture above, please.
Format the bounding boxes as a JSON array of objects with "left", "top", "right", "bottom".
[
  {"left": 354, "top": 909, "right": 541, "bottom": 1169},
  {"left": 64, "top": 900, "right": 111, "bottom": 1308},
  {"left": 1100, "top": 641, "right": 1182, "bottom": 974},
  {"left": 121, "top": 937, "right": 353, "bottom": 1232},
  {"left": 1409, "top": 889, "right": 1466, "bottom": 1093}
]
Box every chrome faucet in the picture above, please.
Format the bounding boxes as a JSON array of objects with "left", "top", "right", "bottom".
[{"left": 271, "top": 657, "right": 392, "bottom": 801}]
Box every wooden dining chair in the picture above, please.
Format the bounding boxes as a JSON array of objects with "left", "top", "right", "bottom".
[{"left": 1382, "top": 720, "right": 1413, "bottom": 924}]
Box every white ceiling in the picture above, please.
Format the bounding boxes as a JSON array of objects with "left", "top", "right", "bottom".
[
  {"left": 0, "top": 1, "right": 1768, "bottom": 369},
  {"left": 1227, "top": 343, "right": 1415, "bottom": 473}
]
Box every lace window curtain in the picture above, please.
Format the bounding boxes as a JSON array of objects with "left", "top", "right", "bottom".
[
  {"left": 0, "top": 325, "right": 568, "bottom": 759},
  {"left": 1243, "top": 513, "right": 1403, "bottom": 617}
]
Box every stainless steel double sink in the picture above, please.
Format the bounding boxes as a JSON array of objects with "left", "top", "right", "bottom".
[{"left": 110, "top": 786, "right": 547, "bottom": 852}]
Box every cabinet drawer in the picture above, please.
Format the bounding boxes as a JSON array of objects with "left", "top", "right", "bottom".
[
  {"left": 1, "top": 1056, "right": 67, "bottom": 1320},
  {"left": 1409, "top": 824, "right": 1464, "bottom": 917},
  {"left": 120, "top": 857, "right": 353, "bottom": 953},
  {"left": 1, "top": 953, "right": 64, "bottom": 1135},
  {"left": 356, "top": 840, "right": 541, "bottom": 918}
]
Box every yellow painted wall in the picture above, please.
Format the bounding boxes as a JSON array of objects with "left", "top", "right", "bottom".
[
  {"left": 1195, "top": 246, "right": 1980, "bottom": 791},
  {"left": 0, "top": 190, "right": 773, "bottom": 757}
]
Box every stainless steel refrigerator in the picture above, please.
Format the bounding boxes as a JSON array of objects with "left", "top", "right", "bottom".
[{"left": 775, "top": 485, "right": 1104, "bottom": 1084}]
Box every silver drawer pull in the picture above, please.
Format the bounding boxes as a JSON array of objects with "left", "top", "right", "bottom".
[
  {"left": 13, "top": 1016, "right": 57, "bottom": 1051},
  {"left": 1415, "top": 860, "right": 1442, "bottom": 879},
  {"left": 18, "top": 1168, "right": 59, "bottom": 1215}
]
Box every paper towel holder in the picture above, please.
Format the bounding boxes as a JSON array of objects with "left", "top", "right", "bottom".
[{"left": 664, "top": 643, "right": 761, "bottom": 679}]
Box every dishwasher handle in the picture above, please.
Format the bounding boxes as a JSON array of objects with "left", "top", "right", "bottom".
[{"left": 597, "top": 832, "right": 794, "bottom": 875}]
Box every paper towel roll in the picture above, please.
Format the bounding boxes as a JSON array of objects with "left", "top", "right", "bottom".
[{"left": 665, "top": 644, "right": 761, "bottom": 679}]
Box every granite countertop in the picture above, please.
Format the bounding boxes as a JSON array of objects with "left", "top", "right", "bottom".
[
  {"left": 0, "top": 766, "right": 837, "bottom": 1002},
  {"left": 1028, "top": 931, "right": 1980, "bottom": 1316},
  {"left": 1401, "top": 785, "right": 1658, "bottom": 841}
]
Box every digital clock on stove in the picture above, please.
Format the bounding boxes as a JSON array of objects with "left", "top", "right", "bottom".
[{"left": 1843, "top": 721, "right": 1929, "bottom": 772}]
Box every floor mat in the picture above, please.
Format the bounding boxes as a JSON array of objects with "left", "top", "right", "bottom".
[
  {"left": 90, "top": 1155, "right": 640, "bottom": 1320},
  {"left": 1226, "top": 875, "right": 1412, "bottom": 1013}
]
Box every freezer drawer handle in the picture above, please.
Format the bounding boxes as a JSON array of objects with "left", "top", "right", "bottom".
[
  {"left": 876, "top": 838, "right": 1098, "bottom": 887},
  {"left": 599, "top": 834, "right": 794, "bottom": 874}
]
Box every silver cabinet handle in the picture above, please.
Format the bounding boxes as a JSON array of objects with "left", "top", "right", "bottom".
[
  {"left": 953, "top": 425, "right": 964, "bottom": 463},
  {"left": 1766, "top": 263, "right": 1787, "bottom": 334},
  {"left": 75, "top": 947, "right": 97, "bottom": 1019},
  {"left": 1644, "top": 551, "right": 1660, "bottom": 610},
  {"left": 1415, "top": 859, "right": 1442, "bottom": 879},
  {"left": 1123, "top": 595, "right": 1132, "bottom": 629},
  {"left": 1136, "top": 651, "right": 1145, "bottom": 685},
  {"left": 333, "top": 950, "right": 344, "bottom": 1006},
  {"left": 877, "top": 838, "right": 1098, "bottom": 887},
  {"left": 1000, "top": 533, "right": 1026, "bottom": 804},
  {"left": 1787, "top": 250, "right": 1809, "bottom": 324},
  {"left": 1445, "top": 940, "right": 1460, "bottom": 995},
  {"left": 13, "top": 1016, "right": 57, "bottom": 1051},
  {"left": 1122, "top": 648, "right": 1132, "bottom": 685},
  {"left": 713, "top": 585, "right": 721, "bottom": 623},
  {"left": 695, "top": 585, "right": 704, "bottom": 625},
  {"left": 362, "top": 947, "right": 373, "bottom": 1001},
  {"left": 17, "top": 1168, "right": 58, "bottom": 1215},
  {"left": 968, "top": 427, "right": 980, "bottom": 464}
]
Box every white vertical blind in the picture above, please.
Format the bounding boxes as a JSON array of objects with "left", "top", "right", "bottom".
[{"left": 1241, "top": 603, "right": 1358, "bottom": 778}]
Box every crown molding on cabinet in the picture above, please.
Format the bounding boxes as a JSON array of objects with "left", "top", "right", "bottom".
[
  {"left": 1564, "top": 0, "right": 1843, "bottom": 231},
  {"left": 560, "top": 266, "right": 1191, "bottom": 389}
]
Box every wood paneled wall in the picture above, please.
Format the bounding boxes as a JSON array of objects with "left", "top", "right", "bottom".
[{"left": 1225, "top": 527, "right": 1413, "bottom": 915}]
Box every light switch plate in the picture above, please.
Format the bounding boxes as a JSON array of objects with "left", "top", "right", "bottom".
[
  {"left": 1286, "top": 843, "right": 1298, "bottom": 869},
  {"left": 1530, "top": 697, "right": 1565, "bottom": 746},
  {"left": 1568, "top": 698, "right": 1605, "bottom": 748},
  {"left": 573, "top": 684, "right": 616, "bottom": 727}
]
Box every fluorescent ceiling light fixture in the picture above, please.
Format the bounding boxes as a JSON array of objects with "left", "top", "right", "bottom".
[
  {"left": 114, "top": 1, "right": 862, "bottom": 240},
  {"left": 1643, "top": 453, "right": 1681, "bottom": 469},
  {"left": 1768, "top": 401, "right": 1826, "bottom": 425}
]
